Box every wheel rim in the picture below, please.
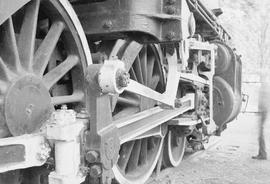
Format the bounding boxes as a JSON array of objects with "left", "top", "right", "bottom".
[
  {"left": 0, "top": 0, "right": 88, "bottom": 136},
  {"left": 163, "top": 128, "right": 186, "bottom": 167},
  {"left": 101, "top": 40, "right": 165, "bottom": 184},
  {"left": 0, "top": 0, "right": 90, "bottom": 183}
]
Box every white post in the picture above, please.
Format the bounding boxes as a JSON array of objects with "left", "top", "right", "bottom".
[{"left": 46, "top": 107, "right": 85, "bottom": 184}]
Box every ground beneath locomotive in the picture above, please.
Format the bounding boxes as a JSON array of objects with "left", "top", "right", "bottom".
[{"left": 148, "top": 113, "right": 270, "bottom": 184}]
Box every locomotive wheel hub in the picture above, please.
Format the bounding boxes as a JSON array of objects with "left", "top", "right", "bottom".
[{"left": 5, "top": 75, "right": 53, "bottom": 136}]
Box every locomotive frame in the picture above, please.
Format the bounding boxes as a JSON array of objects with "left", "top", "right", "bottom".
[{"left": 0, "top": 0, "right": 241, "bottom": 184}]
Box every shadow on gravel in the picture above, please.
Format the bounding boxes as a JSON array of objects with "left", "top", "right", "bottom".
[{"left": 147, "top": 113, "right": 270, "bottom": 184}]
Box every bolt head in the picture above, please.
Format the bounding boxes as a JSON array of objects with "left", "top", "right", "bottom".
[
  {"left": 79, "top": 166, "right": 90, "bottom": 177},
  {"left": 77, "top": 108, "right": 89, "bottom": 119},
  {"left": 103, "top": 20, "right": 113, "bottom": 29},
  {"left": 166, "top": 31, "right": 176, "bottom": 41},
  {"left": 165, "top": 5, "right": 176, "bottom": 14},
  {"left": 174, "top": 99, "right": 182, "bottom": 108},
  {"left": 116, "top": 70, "right": 130, "bottom": 88},
  {"left": 86, "top": 151, "right": 99, "bottom": 163},
  {"left": 89, "top": 165, "right": 102, "bottom": 178},
  {"left": 37, "top": 142, "right": 51, "bottom": 162},
  {"left": 183, "top": 128, "right": 192, "bottom": 135},
  {"left": 61, "top": 104, "right": 68, "bottom": 110}
]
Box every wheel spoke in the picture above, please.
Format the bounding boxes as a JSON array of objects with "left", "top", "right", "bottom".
[
  {"left": 0, "top": 57, "right": 14, "bottom": 81},
  {"left": 33, "top": 21, "right": 65, "bottom": 76},
  {"left": 122, "top": 41, "right": 143, "bottom": 71},
  {"left": 141, "top": 46, "right": 148, "bottom": 85},
  {"left": 151, "top": 45, "right": 164, "bottom": 87},
  {"left": 118, "top": 141, "right": 135, "bottom": 171},
  {"left": 18, "top": 0, "right": 40, "bottom": 70},
  {"left": 129, "top": 67, "right": 138, "bottom": 82},
  {"left": 0, "top": 18, "right": 21, "bottom": 71},
  {"left": 43, "top": 55, "right": 79, "bottom": 90},
  {"left": 139, "top": 138, "right": 148, "bottom": 165},
  {"left": 148, "top": 137, "right": 156, "bottom": 150},
  {"left": 147, "top": 56, "right": 155, "bottom": 85},
  {"left": 127, "top": 139, "right": 142, "bottom": 173},
  {"left": 109, "top": 39, "right": 126, "bottom": 59},
  {"left": 133, "top": 57, "right": 144, "bottom": 84},
  {"left": 0, "top": 80, "right": 8, "bottom": 94},
  {"left": 150, "top": 75, "right": 160, "bottom": 90},
  {"left": 118, "top": 96, "right": 140, "bottom": 107},
  {"left": 51, "top": 92, "right": 84, "bottom": 105}
]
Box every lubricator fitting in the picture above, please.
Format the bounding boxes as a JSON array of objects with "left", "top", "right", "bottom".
[
  {"left": 46, "top": 108, "right": 86, "bottom": 184},
  {"left": 98, "top": 59, "right": 130, "bottom": 94}
]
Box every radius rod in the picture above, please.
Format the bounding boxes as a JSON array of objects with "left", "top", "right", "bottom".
[{"left": 115, "top": 93, "right": 195, "bottom": 144}]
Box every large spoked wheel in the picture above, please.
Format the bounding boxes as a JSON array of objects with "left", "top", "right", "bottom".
[
  {"left": 99, "top": 40, "right": 165, "bottom": 184},
  {"left": 0, "top": 0, "right": 90, "bottom": 183},
  {"left": 113, "top": 136, "right": 164, "bottom": 184},
  {"left": 163, "top": 127, "right": 186, "bottom": 167}
]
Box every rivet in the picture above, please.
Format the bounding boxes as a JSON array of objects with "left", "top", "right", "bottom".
[
  {"left": 165, "top": 5, "right": 176, "bottom": 14},
  {"left": 166, "top": 31, "right": 176, "bottom": 40},
  {"left": 103, "top": 20, "right": 113, "bottom": 29},
  {"left": 89, "top": 165, "right": 102, "bottom": 178},
  {"left": 86, "top": 151, "right": 99, "bottom": 163}
]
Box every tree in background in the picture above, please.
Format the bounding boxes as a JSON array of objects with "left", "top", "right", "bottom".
[
  {"left": 257, "top": 1, "right": 270, "bottom": 72},
  {"left": 218, "top": 0, "right": 270, "bottom": 81}
]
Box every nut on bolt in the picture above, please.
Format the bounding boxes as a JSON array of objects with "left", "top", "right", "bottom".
[
  {"left": 37, "top": 142, "right": 51, "bottom": 162},
  {"left": 166, "top": 31, "right": 176, "bottom": 41},
  {"left": 103, "top": 20, "right": 113, "bottom": 29},
  {"left": 175, "top": 98, "right": 182, "bottom": 108},
  {"left": 165, "top": 5, "right": 176, "bottom": 14},
  {"left": 78, "top": 166, "right": 90, "bottom": 177},
  {"left": 77, "top": 108, "right": 89, "bottom": 119},
  {"left": 183, "top": 126, "right": 193, "bottom": 135},
  {"left": 89, "top": 165, "right": 102, "bottom": 178},
  {"left": 116, "top": 69, "right": 130, "bottom": 88},
  {"left": 86, "top": 151, "right": 99, "bottom": 163},
  {"left": 61, "top": 104, "right": 68, "bottom": 110}
]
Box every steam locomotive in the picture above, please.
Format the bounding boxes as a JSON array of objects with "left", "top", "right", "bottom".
[{"left": 0, "top": 0, "right": 241, "bottom": 183}]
